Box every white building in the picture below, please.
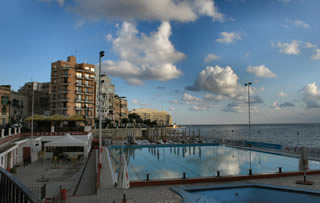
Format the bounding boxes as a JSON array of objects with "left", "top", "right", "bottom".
[{"left": 96, "top": 74, "right": 115, "bottom": 120}]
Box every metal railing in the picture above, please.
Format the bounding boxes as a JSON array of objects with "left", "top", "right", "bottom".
[{"left": 0, "top": 167, "right": 40, "bottom": 203}]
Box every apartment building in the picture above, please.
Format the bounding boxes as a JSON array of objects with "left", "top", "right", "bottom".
[
  {"left": 130, "top": 108, "right": 172, "bottom": 125},
  {"left": 50, "top": 56, "right": 96, "bottom": 125},
  {"left": 95, "top": 74, "right": 115, "bottom": 121},
  {"left": 0, "top": 85, "right": 11, "bottom": 126},
  {"left": 113, "top": 95, "right": 128, "bottom": 123}
]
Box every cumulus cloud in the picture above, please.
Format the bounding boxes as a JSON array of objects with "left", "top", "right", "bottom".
[
  {"left": 186, "top": 65, "right": 243, "bottom": 98},
  {"left": 273, "top": 40, "right": 300, "bottom": 55},
  {"left": 58, "top": 0, "right": 225, "bottom": 22},
  {"left": 303, "top": 82, "right": 320, "bottom": 108},
  {"left": 170, "top": 99, "right": 180, "bottom": 104},
  {"left": 186, "top": 65, "right": 263, "bottom": 112},
  {"left": 247, "top": 65, "right": 277, "bottom": 78},
  {"left": 279, "top": 92, "right": 288, "bottom": 97},
  {"left": 312, "top": 49, "right": 320, "bottom": 60},
  {"left": 204, "top": 53, "right": 221, "bottom": 63},
  {"left": 101, "top": 21, "right": 185, "bottom": 85},
  {"left": 305, "top": 42, "right": 316, "bottom": 49},
  {"left": 190, "top": 105, "right": 209, "bottom": 111},
  {"left": 203, "top": 93, "right": 225, "bottom": 102},
  {"left": 272, "top": 101, "right": 281, "bottom": 111},
  {"left": 216, "top": 32, "right": 241, "bottom": 44},
  {"left": 285, "top": 19, "right": 310, "bottom": 29},
  {"left": 182, "top": 93, "right": 201, "bottom": 104}
]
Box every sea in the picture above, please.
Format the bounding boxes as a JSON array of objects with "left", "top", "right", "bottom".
[{"left": 180, "top": 123, "right": 320, "bottom": 148}]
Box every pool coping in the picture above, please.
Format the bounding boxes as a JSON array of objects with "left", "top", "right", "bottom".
[
  {"left": 171, "top": 182, "right": 320, "bottom": 202},
  {"left": 130, "top": 170, "right": 320, "bottom": 187}
]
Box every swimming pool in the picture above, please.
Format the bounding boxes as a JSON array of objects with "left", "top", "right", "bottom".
[
  {"left": 172, "top": 183, "right": 320, "bottom": 203},
  {"left": 108, "top": 144, "right": 320, "bottom": 181}
]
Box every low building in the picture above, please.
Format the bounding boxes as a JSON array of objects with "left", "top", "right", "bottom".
[
  {"left": 9, "top": 82, "right": 51, "bottom": 124},
  {"left": 0, "top": 85, "right": 11, "bottom": 126},
  {"left": 113, "top": 95, "right": 128, "bottom": 123},
  {"left": 130, "top": 108, "right": 172, "bottom": 126}
]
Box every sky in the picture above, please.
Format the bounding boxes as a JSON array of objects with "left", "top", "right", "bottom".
[{"left": 1, "top": 0, "right": 320, "bottom": 124}]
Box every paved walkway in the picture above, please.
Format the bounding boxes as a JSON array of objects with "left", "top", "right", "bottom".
[{"left": 74, "top": 150, "right": 97, "bottom": 196}]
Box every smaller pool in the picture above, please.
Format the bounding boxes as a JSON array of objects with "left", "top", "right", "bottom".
[{"left": 172, "top": 183, "right": 320, "bottom": 203}]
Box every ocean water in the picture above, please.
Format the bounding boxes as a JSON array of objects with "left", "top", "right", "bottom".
[{"left": 180, "top": 124, "right": 320, "bottom": 148}]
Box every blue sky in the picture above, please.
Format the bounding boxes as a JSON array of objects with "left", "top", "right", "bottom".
[{"left": 1, "top": 0, "right": 320, "bottom": 124}]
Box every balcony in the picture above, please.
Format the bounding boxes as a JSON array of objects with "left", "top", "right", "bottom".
[
  {"left": 62, "top": 66, "right": 71, "bottom": 70},
  {"left": 85, "top": 84, "right": 94, "bottom": 88},
  {"left": 58, "top": 90, "right": 69, "bottom": 93},
  {"left": 59, "top": 97, "right": 69, "bottom": 101},
  {"left": 61, "top": 74, "right": 71, "bottom": 78},
  {"left": 75, "top": 90, "right": 83, "bottom": 94},
  {"left": 75, "top": 99, "right": 83, "bottom": 103},
  {"left": 84, "top": 91, "right": 94, "bottom": 95},
  {"left": 84, "top": 100, "right": 94, "bottom": 104},
  {"left": 76, "top": 75, "right": 83, "bottom": 79},
  {"left": 60, "top": 82, "right": 70, "bottom": 86},
  {"left": 51, "top": 83, "right": 56, "bottom": 86},
  {"left": 75, "top": 82, "right": 84, "bottom": 87}
]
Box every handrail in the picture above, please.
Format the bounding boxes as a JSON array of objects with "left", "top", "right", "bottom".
[{"left": 0, "top": 167, "right": 40, "bottom": 203}]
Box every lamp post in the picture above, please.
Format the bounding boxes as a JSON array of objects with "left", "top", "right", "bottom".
[
  {"left": 99, "top": 51, "right": 104, "bottom": 163},
  {"left": 244, "top": 82, "right": 252, "bottom": 175}
]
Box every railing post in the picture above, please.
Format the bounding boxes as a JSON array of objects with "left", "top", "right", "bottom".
[
  {"left": 18, "top": 127, "right": 21, "bottom": 134},
  {"left": 8, "top": 128, "right": 11, "bottom": 136},
  {"left": 1, "top": 129, "right": 4, "bottom": 138},
  {"left": 14, "top": 128, "right": 17, "bottom": 135}
]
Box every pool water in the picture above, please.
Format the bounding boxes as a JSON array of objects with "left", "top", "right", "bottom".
[
  {"left": 108, "top": 144, "right": 320, "bottom": 181},
  {"left": 173, "top": 183, "right": 320, "bottom": 203}
]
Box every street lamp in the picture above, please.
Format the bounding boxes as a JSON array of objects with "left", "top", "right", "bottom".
[
  {"left": 244, "top": 82, "right": 252, "bottom": 175},
  {"left": 99, "top": 51, "right": 104, "bottom": 162}
]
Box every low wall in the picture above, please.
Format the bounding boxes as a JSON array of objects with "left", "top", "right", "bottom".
[{"left": 92, "top": 128, "right": 143, "bottom": 140}]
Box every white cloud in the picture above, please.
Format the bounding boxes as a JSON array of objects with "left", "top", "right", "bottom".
[
  {"left": 312, "top": 49, "right": 320, "bottom": 60},
  {"left": 203, "top": 93, "right": 225, "bottom": 102},
  {"left": 272, "top": 101, "right": 281, "bottom": 111},
  {"left": 216, "top": 32, "right": 241, "bottom": 44},
  {"left": 63, "top": 0, "right": 224, "bottom": 22},
  {"left": 274, "top": 40, "right": 300, "bottom": 55},
  {"left": 279, "top": 92, "right": 288, "bottom": 97},
  {"left": 170, "top": 99, "right": 180, "bottom": 104},
  {"left": 285, "top": 19, "right": 310, "bottom": 29},
  {"left": 182, "top": 93, "right": 201, "bottom": 104},
  {"left": 186, "top": 65, "right": 243, "bottom": 98},
  {"left": 305, "top": 42, "right": 316, "bottom": 49},
  {"left": 247, "top": 65, "right": 277, "bottom": 78},
  {"left": 186, "top": 65, "right": 263, "bottom": 112},
  {"left": 303, "top": 82, "right": 320, "bottom": 108},
  {"left": 190, "top": 105, "right": 209, "bottom": 111},
  {"left": 132, "top": 99, "right": 149, "bottom": 107},
  {"left": 204, "top": 53, "right": 221, "bottom": 63},
  {"left": 105, "top": 33, "right": 112, "bottom": 41},
  {"left": 101, "top": 21, "right": 185, "bottom": 85},
  {"left": 294, "top": 20, "right": 310, "bottom": 29},
  {"left": 57, "top": 0, "right": 64, "bottom": 6},
  {"left": 73, "top": 19, "right": 86, "bottom": 29}
]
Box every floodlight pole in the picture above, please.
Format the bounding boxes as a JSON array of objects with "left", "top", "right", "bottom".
[
  {"left": 245, "top": 82, "right": 252, "bottom": 175},
  {"left": 99, "top": 51, "right": 104, "bottom": 164}
]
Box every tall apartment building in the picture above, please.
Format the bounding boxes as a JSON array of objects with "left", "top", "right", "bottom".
[
  {"left": 0, "top": 85, "right": 11, "bottom": 126},
  {"left": 113, "top": 95, "right": 128, "bottom": 122},
  {"left": 130, "top": 108, "right": 172, "bottom": 125},
  {"left": 50, "top": 56, "right": 96, "bottom": 125},
  {"left": 95, "top": 74, "right": 115, "bottom": 121}
]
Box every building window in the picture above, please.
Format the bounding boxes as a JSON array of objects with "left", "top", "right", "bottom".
[
  {"left": 2, "top": 106, "right": 6, "bottom": 114},
  {"left": 64, "top": 78, "right": 68, "bottom": 83},
  {"left": 76, "top": 80, "right": 82, "bottom": 85},
  {"left": 91, "top": 68, "right": 95, "bottom": 72},
  {"left": 76, "top": 103, "right": 81, "bottom": 108},
  {"left": 85, "top": 66, "right": 90, "bottom": 70},
  {"left": 85, "top": 74, "right": 89, "bottom": 79},
  {"left": 90, "top": 75, "right": 95, "bottom": 78},
  {"left": 77, "top": 95, "right": 82, "bottom": 101},
  {"left": 1, "top": 156, "right": 3, "bottom": 165},
  {"left": 85, "top": 81, "right": 89, "bottom": 87},
  {"left": 76, "top": 73, "right": 82, "bottom": 78}
]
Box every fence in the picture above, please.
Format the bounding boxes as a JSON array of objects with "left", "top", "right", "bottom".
[{"left": 0, "top": 167, "right": 40, "bottom": 203}]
